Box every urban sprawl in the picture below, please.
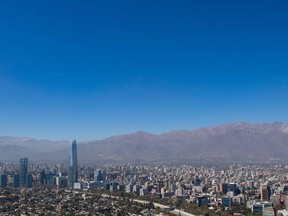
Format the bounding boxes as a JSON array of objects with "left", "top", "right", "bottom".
[{"left": 0, "top": 141, "right": 288, "bottom": 216}]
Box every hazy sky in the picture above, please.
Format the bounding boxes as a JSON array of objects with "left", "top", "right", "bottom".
[{"left": 0, "top": 0, "right": 287, "bottom": 140}]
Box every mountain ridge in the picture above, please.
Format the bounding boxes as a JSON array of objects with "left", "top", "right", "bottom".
[{"left": 1, "top": 122, "right": 288, "bottom": 162}]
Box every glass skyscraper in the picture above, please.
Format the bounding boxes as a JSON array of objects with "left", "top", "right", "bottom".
[
  {"left": 26, "top": 174, "right": 33, "bottom": 188},
  {"left": 19, "top": 157, "right": 28, "bottom": 186},
  {"left": 13, "top": 174, "right": 20, "bottom": 188},
  {"left": 68, "top": 140, "right": 78, "bottom": 188},
  {"left": 0, "top": 174, "right": 7, "bottom": 188}
]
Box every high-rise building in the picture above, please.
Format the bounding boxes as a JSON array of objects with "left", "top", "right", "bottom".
[
  {"left": 19, "top": 157, "right": 28, "bottom": 186},
  {"left": 56, "top": 176, "right": 67, "bottom": 188},
  {"left": 68, "top": 140, "right": 78, "bottom": 188},
  {"left": 261, "top": 184, "right": 271, "bottom": 201},
  {"left": 26, "top": 174, "right": 33, "bottom": 188},
  {"left": 40, "top": 169, "right": 46, "bottom": 184},
  {"left": 94, "top": 169, "right": 104, "bottom": 182},
  {"left": 220, "top": 183, "right": 228, "bottom": 194},
  {"left": 46, "top": 173, "right": 56, "bottom": 186},
  {"left": 193, "top": 175, "right": 201, "bottom": 186},
  {"left": 227, "top": 183, "right": 237, "bottom": 195},
  {"left": 0, "top": 174, "right": 7, "bottom": 188},
  {"left": 13, "top": 174, "right": 20, "bottom": 188}
]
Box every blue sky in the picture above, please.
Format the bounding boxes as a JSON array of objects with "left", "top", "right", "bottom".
[{"left": 0, "top": 0, "right": 287, "bottom": 140}]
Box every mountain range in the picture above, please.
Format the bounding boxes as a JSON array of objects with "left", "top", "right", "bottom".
[{"left": 1, "top": 122, "right": 288, "bottom": 163}]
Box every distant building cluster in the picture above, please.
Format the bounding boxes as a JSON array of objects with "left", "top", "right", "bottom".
[
  {"left": 2, "top": 140, "right": 288, "bottom": 215},
  {"left": 1, "top": 157, "right": 32, "bottom": 189}
]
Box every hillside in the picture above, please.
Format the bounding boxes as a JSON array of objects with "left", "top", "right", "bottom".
[{"left": 1, "top": 122, "right": 288, "bottom": 162}]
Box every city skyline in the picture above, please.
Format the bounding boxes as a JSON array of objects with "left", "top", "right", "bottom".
[
  {"left": 1, "top": 1, "right": 288, "bottom": 215},
  {"left": 0, "top": 1, "right": 287, "bottom": 140}
]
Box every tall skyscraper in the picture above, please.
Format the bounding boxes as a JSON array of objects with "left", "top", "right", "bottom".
[
  {"left": 13, "top": 174, "right": 20, "bottom": 188},
  {"left": 19, "top": 157, "right": 28, "bottom": 186},
  {"left": 40, "top": 169, "right": 46, "bottom": 184},
  {"left": 0, "top": 174, "right": 7, "bottom": 188},
  {"left": 260, "top": 184, "right": 271, "bottom": 201},
  {"left": 94, "top": 169, "right": 104, "bottom": 182},
  {"left": 68, "top": 140, "right": 78, "bottom": 188},
  {"left": 26, "top": 174, "right": 33, "bottom": 188}
]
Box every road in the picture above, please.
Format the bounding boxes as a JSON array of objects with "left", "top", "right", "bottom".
[
  {"left": 129, "top": 198, "right": 197, "bottom": 216},
  {"left": 101, "top": 194, "right": 197, "bottom": 216}
]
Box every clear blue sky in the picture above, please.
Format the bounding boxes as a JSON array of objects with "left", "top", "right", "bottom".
[{"left": 0, "top": 0, "right": 287, "bottom": 140}]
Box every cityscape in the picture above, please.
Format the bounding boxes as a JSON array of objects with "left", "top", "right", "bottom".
[
  {"left": 1, "top": 139, "right": 288, "bottom": 215},
  {"left": 1, "top": 0, "right": 288, "bottom": 215}
]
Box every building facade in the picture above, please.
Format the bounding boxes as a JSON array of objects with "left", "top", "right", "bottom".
[
  {"left": 26, "top": 174, "right": 33, "bottom": 188},
  {"left": 68, "top": 140, "right": 78, "bottom": 188},
  {"left": 0, "top": 174, "right": 7, "bottom": 188},
  {"left": 19, "top": 157, "right": 28, "bottom": 186},
  {"left": 261, "top": 184, "right": 271, "bottom": 201},
  {"left": 13, "top": 174, "right": 20, "bottom": 188}
]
